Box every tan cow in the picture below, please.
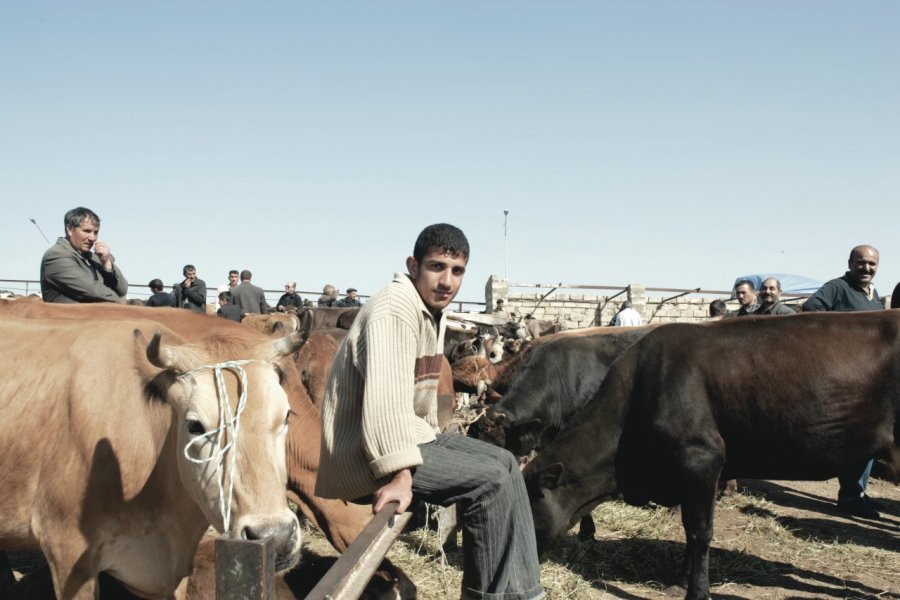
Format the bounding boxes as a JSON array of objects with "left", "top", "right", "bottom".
[
  {"left": 0, "top": 299, "right": 415, "bottom": 598},
  {"left": 0, "top": 315, "right": 306, "bottom": 599},
  {"left": 241, "top": 312, "right": 301, "bottom": 336}
]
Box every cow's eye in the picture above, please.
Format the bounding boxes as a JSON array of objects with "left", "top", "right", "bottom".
[
  {"left": 281, "top": 410, "right": 295, "bottom": 433},
  {"left": 186, "top": 420, "right": 206, "bottom": 436}
]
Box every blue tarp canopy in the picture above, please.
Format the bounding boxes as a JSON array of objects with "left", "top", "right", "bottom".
[{"left": 732, "top": 273, "right": 824, "bottom": 295}]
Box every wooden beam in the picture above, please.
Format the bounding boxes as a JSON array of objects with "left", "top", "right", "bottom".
[{"left": 304, "top": 502, "right": 413, "bottom": 600}]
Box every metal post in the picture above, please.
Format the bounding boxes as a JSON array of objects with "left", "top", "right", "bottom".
[
  {"left": 503, "top": 209, "right": 509, "bottom": 280},
  {"left": 30, "top": 218, "right": 50, "bottom": 244}
]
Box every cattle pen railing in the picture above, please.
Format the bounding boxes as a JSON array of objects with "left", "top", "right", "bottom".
[
  {"left": 213, "top": 502, "right": 411, "bottom": 600},
  {"left": 0, "top": 278, "right": 488, "bottom": 313}
]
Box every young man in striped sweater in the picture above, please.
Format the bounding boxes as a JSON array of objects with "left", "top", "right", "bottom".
[{"left": 316, "top": 223, "right": 544, "bottom": 600}]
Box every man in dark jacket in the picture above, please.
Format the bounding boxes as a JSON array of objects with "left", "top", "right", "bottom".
[
  {"left": 334, "top": 287, "right": 362, "bottom": 308},
  {"left": 216, "top": 291, "right": 243, "bottom": 322},
  {"left": 173, "top": 264, "right": 207, "bottom": 313},
  {"left": 754, "top": 277, "right": 795, "bottom": 315},
  {"left": 146, "top": 278, "right": 175, "bottom": 307},
  {"left": 276, "top": 281, "right": 304, "bottom": 312}
]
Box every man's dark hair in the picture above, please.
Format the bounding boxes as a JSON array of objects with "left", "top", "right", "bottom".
[
  {"left": 229, "top": 269, "right": 239, "bottom": 277},
  {"left": 148, "top": 278, "right": 164, "bottom": 292},
  {"left": 219, "top": 291, "right": 232, "bottom": 302},
  {"left": 183, "top": 264, "right": 196, "bottom": 276},
  {"left": 709, "top": 299, "right": 727, "bottom": 317},
  {"left": 413, "top": 223, "right": 469, "bottom": 263},
  {"left": 240, "top": 270, "right": 252, "bottom": 280},
  {"left": 733, "top": 279, "right": 755, "bottom": 293},
  {"left": 64, "top": 207, "right": 101, "bottom": 230}
]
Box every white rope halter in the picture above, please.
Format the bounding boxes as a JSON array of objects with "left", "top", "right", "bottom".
[{"left": 181, "top": 359, "right": 256, "bottom": 532}]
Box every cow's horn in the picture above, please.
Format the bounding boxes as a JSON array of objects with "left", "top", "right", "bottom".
[{"left": 144, "top": 330, "right": 180, "bottom": 369}]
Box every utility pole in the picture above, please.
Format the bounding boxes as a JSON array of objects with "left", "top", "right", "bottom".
[{"left": 503, "top": 209, "right": 509, "bottom": 280}]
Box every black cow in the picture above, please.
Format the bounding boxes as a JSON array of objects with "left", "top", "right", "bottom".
[
  {"left": 524, "top": 312, "right": 900, "bottom": 600},
  {"left": 473, "top": 327, "right": 653, "bottom": 456}
]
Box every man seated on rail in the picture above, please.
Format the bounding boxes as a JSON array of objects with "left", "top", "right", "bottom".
[
  {"left": 40, "top": 206, "right": 129, "bottom": 303},
  {"left": 316, "top": 223, "right": 544, "bottom": 600}
]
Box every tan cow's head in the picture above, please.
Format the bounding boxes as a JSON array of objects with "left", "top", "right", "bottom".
[{"left": 136, "top": 328, "right": 307, "bottom": 572}]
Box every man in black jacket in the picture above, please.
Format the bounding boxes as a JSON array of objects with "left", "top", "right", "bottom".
[{"left": 173, "top": 264, "right": 207, "bottom": 313}]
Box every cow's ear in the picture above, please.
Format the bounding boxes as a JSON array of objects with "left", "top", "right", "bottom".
[
  {"left": 538, "top": 463, "right": 565, "bottom": 490},
  {"left": 271, "top": 328, "right": 310, "bottom": 359}
]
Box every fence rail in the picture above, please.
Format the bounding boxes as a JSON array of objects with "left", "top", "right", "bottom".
[{"left": 0, "top": 278, "right": 487, "bottom": 312}]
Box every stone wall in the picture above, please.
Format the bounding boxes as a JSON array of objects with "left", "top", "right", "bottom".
[{"left": 486, "top": 277, "right": 734, "bottom": 326}]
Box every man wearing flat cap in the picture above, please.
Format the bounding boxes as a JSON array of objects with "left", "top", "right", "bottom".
[{"left": 335, "top": 287, "right": 362, "bottom": 307}]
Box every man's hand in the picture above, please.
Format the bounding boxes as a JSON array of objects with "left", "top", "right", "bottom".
[
  {"left": 372, "top": 468, "right": 413, "bottom": 514},
  {"left": 93, "top": 240, "right": 113, "bottom": 271}
]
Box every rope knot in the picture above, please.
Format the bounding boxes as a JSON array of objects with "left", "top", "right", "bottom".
[{"left": 181, "top": 359, "right": 256, "bottom": 532}]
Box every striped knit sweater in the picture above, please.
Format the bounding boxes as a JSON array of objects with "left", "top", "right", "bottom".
[{"left": 315, "top": 272, "right": 446, "bottom": 501}]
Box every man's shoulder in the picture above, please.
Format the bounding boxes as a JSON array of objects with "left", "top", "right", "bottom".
[{"left": 42, "top": 238, "right": 75, "bottom": 262}]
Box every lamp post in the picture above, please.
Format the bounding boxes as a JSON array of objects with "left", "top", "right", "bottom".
[
  {"left": 503, "top": 209, "right": 509, "bottom": 280},
  {"left": 30, "top": 218, "right": 50, "bottom": 244}
]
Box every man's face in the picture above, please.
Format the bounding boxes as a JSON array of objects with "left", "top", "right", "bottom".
[
  {"left": 65, "top": 219, "right": 99, "bottom": 253},
  {"left": 407, "top": 248, "right": 467, "bottom": 314},
  {"left": 759, "top": 280, "right": 781, "bottom": 306},
  {"left": 735, "top": 284, "right": 756, "bottom": 307},
  {"left": 848, "top": 248, "right": 879, "bottom": 287},
  {"left": 229, "top": 272, "right": 239, "bottom": 286},
  {"left": 347, "top": 290, "right": 357, "bottom": 300},
  {"left": 285, "top": 283, "right": 295, "bottom": 294},
  {"left": 184, "top": 269, "right": 197, "bottom": 282}
]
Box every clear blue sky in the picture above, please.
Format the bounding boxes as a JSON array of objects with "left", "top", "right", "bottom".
[{"left": 3, "top": 1, "right": 898, "bottom": 302}]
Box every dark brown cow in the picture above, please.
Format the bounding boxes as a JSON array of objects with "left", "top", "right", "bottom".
[
  {"left": 474, "top": 326, "right": 653, "bottom": 456},
  {"left": 524, "top": 312, "right": 900, "bottom": 600}
]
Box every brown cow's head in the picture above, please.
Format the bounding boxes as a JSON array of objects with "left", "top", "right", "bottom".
[{"left": 136, "top": 328, "right": 307, "bottom": 572}]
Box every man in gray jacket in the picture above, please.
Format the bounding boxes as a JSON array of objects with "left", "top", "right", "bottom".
[
  {"left": 230, "top": 270, "right": 269, "bottom": 315},
  {"left": 40, "top": 207, "right": 128, "bottom": 303}
]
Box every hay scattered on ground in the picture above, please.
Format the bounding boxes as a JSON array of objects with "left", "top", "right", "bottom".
[{"left": 300, "top": 478, "right": 899, "bottom": 600}]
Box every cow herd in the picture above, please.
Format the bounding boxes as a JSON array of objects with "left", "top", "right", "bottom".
[{"left": 0, "top": 299, "right": 897, "bottom": 599}]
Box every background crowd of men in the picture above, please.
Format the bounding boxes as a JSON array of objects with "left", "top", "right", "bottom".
[{"left": 37, "top": 206, "right": 365, "bottom": 322}]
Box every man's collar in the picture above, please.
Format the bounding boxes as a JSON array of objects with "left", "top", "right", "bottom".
[{"left": 395, "top": 272, "right": 441, "bottom": 322}]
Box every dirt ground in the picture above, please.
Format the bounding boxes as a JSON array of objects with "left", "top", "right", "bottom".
[
  {"left": 698, "top": 477, "right": 899, "bottom": 600},
  {"left": 5, "top": 478, "right": 898, "bottom": 599},
  {"left": 536, "top": 477, "right": 900, "bottom": 600}
]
